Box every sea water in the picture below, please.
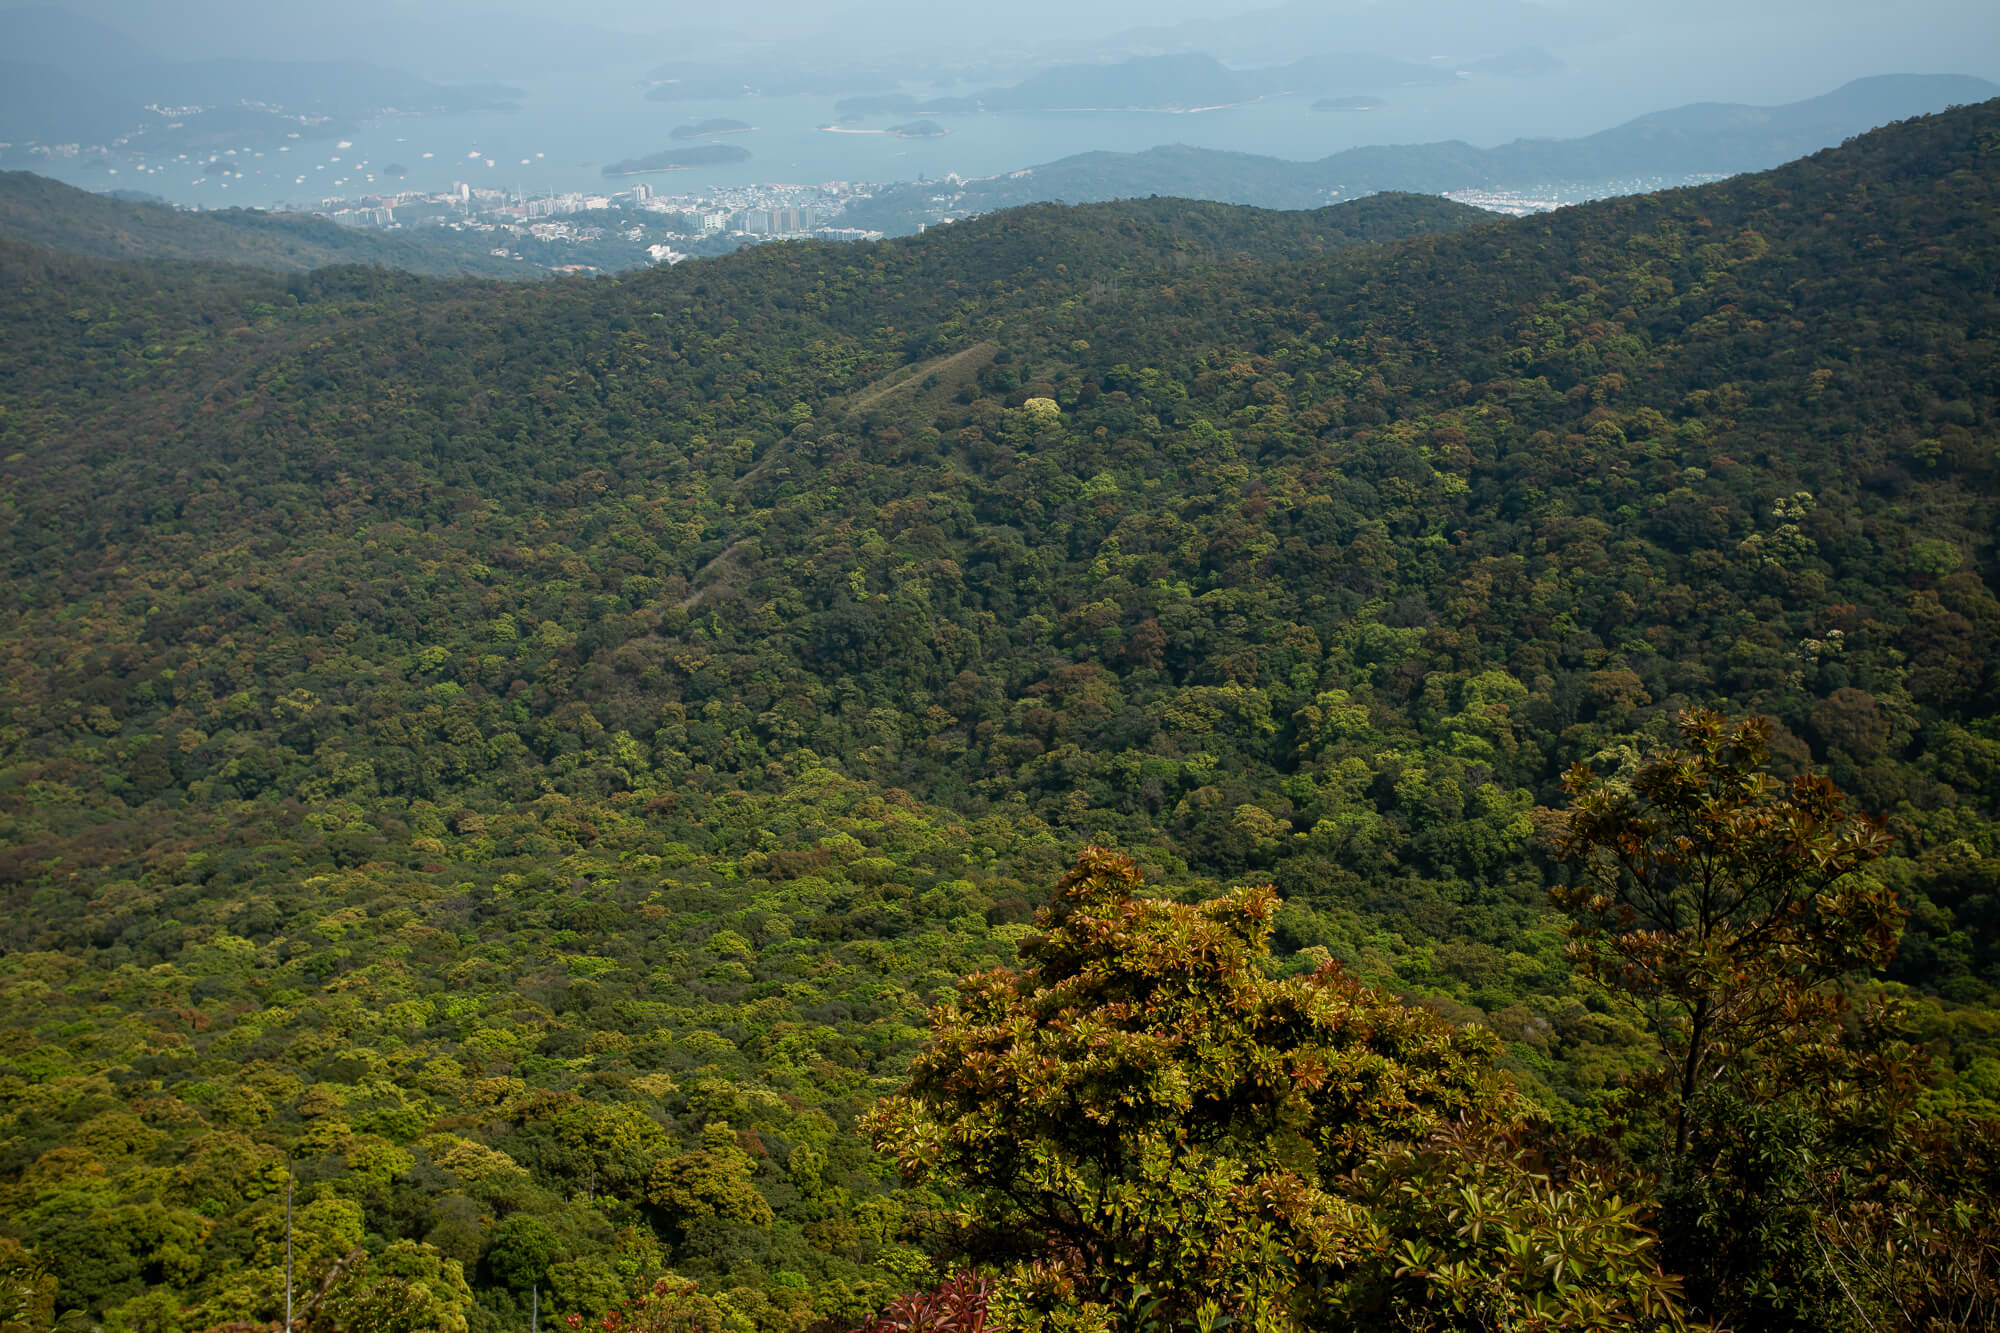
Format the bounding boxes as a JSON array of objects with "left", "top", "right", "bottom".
[
  {"left": 20, "top": 20, "right": 1932, "bottom": 212},
  {"left": 11, "top": 58, "right": 1639, "bottom": 208}
]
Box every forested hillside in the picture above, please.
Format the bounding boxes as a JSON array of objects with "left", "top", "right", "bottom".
[
  {"left": 0, "top": 101, "right": 1997, "bottom": 1332},
  {"left": 0, "top": 173, "right": 530, "bottom": 278}
]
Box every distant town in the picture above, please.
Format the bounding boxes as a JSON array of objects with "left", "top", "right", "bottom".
[
  {"left": 16, "top": 129, "right": 1722, "bottom": 275},
  {"left": 15, "top": 146, "right": 1718, "bottom": 275},
  {"left": 302, "top": 177, "right": 903, "bottom": 273},
  {"left": 161, "top": 168, "right": 1691, "bottom": 273},
  {"left": 7, "top": 105, "right": 1735, "bottom": 274},
  {"left": 1439, "top": 174, "right": 1728, "bottom": 217}
]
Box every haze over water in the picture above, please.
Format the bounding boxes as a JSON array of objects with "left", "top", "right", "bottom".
[{"left": 14, "top": 0, "right": 2000, "bottom": 208}]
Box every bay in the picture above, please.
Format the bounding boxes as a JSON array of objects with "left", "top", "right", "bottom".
[{"left": 22, "top": 31, "right": 1893, "bottom": 211}]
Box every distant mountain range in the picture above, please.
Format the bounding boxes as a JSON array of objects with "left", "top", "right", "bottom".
[
  {"left": 115, "top": 60, "right": 519, "bottom": 117},
  {"left": 916, "top": 51, "right": 1467, "bottom": 115},
  {"left": 668, "top": 49, "right": 1490, "bottom": 114},
  {"left": 0, "top": 56, "right": 519, "bottom": 153},
  {"left": 4, "top": 0, "right": 656, "bottom": 79},
  {"left": 844, "top": 73, "right": 2000, "bottom": 231},
  {"left": 0, "top": 59, "right": 142, "bottom": 146},
  {"left": 1098, "top": 0, "right": 1601, "bottom": 66},
  {"left": 0, "top": 6, "right": 519, "bottom": 151},
  {"left": 0, "top": 4, "right": 156, "bottom": 72}
]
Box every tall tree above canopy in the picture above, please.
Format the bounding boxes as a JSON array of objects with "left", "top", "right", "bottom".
[
  {"left": 1548, "top": 709, "right": 1927, "bottom": 1327},
  {"left": 1549, "top": 709, "right": 1900, "bottom": 1156}
]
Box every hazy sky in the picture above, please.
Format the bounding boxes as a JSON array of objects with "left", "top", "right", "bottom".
[
  {"left": 41, "top": 0, "right": 1275, "bottom": 53},
  {"left": 31, "top": 0, "right": 1997, "bottom": 72},
  {"left": 9, "top": 0, "right": 1998, "bottom": 210},
  {"left": 11, "top": 0, "right": 1998, "bottom": 129}
]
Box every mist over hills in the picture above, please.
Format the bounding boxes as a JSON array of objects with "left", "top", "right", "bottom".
[
  {"left": 846, "top": 73, "right": 1999, "bottom": 229},
  {"left": 111, "top": 60, "right": 520, "bottom": 117},
  {"left": 0, "top": 57, "right": 140, "bottom": 145},
  {"left": 911, "top": 50, "right": 1463, "bottom": 115},
  {"left": 8, "top": 0, "right": 661, "bottom": 78},
  {"left": 1095, "top": 0, "right": 1596, "bottom": 66},
  {"left": 0, "top": 53, "right": 518, "bottom": 150},
  {"left": 0, "top": 2, "right": 151, "bottom": 70},
  {"left": 8, "top": 0, "right": 1996, "bottom": 234},
  {"left": 642, "top": 43, "right": 1506, "bottom": 115},
  {"left": 0, "top": 4, "right": 518, "bottom": 158}
]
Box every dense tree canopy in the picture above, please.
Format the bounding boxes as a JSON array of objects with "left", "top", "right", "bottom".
[
  {"left": 0, "top": 98, "right": 1997, "bottom": 1331},
  {"left": 1552, "top": 708, "right": 1900, "bottom": 1153},
  {"left": 867, "top": 848, "right": 1687, "bottom": 1330}
]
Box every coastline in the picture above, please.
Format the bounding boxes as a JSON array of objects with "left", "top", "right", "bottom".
[
  {"left": 947, "top": 95, "right": 1273, "bottom": 115},
  {"left": 1038, "top": 101, "right": 1257, "bottom": 114},
  {"left": 601, "top": 164, "right": 697, "bottom": 176},
  {"left": 603, "top": 143, "right": 754, "bottom": 176},
  {"left": 817, "top": 125, "right": 952, "bottom": 139}
]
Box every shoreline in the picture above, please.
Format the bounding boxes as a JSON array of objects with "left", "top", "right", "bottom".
[
  {"left": 601, "top": 164, "right": 698, "bottom": 177},
  {"left": 818, "top": 125, "right": 952, "bottom": 139},
  {"left": 1039, "top": 101, "right": 1255, "bottom": 114},
  {"left": 603, "top": 144, "right": 754, "bottom": 177},
  {"left": 950, "top": 95, "right": 1272, "bottom": 115}
]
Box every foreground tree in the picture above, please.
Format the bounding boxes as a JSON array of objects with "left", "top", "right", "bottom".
[
  {"left": 864, "top": 849, "right": 1687, "bottom": 1330},
  {"left": 1549, "top": 708, "right": 1899, "bottom": 1158},
  {"left": 1550, "top": 709, "right": 2000, "bottom": 1329}
]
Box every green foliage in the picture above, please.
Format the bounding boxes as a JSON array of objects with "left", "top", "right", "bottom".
[
  {"left": 0, "top": 97, "right": 1997, "bottom": 1332},
  {"left": 1551, "top": 708, "right": 1900, "bottom": 1153},
  {"left": 649, "top": 1123, "right": 776, "bottom": 1231},
  {"left": 484, "top": 1216, "right": 562, "bottom": 1291},
  {"left": 1345, "top": 1124, "right": 1686, "bottom": 1332},
  {"left": 1549, "top": 711, "right": 2000, "bottom": 1327},
  {"left": 576, "top": 1275, "right": 726, "bottom": 1333},
  {"left": 867, "top": 849, "right": 1685, "bottom": 1329},
  {"left": 308, "top": 1241, "right": 473, "bottom": 1333},
  {"left": 0, "top": 1238, "right": 76, "bottom": 1333}
]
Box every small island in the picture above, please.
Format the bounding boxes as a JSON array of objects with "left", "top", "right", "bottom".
[
  {"left": 835, "top": 93, "right": 921, "bottom": 117},
  {"left": 602, "top": 143, "right": 752, "bottom": 176},
  {"left": 821, "top": 119, "right": 951, "bottom": 139},
  {"left": 1315, "top": 95, "right": 1386, "bottom": 112},
  {"left": 671, "top": 118, "right": 754, "bottom": 141}
]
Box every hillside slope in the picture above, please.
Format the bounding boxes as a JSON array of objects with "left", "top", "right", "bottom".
[
  {"left": 0, "top": 171, "right": 532, "bottom": 276},
  {"left": 0, "top": 101, "right": 1996, "bottom": 1332}
]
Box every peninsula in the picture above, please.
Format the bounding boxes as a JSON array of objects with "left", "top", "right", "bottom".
[{"left": 601, "top": 143, "right": 752, "bottom": 176}]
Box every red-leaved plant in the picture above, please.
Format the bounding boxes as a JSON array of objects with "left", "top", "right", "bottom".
[{"left": 847, "top": 1274, "right": 992, "bottom": 1333}]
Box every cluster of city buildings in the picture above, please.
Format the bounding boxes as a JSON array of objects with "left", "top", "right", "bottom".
[
  {"left": 1441, "top": 175, "right": 1726, "bottom": 217},
  {"left": 294, "top": 177, "right": 883, "bottom": 265}
]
